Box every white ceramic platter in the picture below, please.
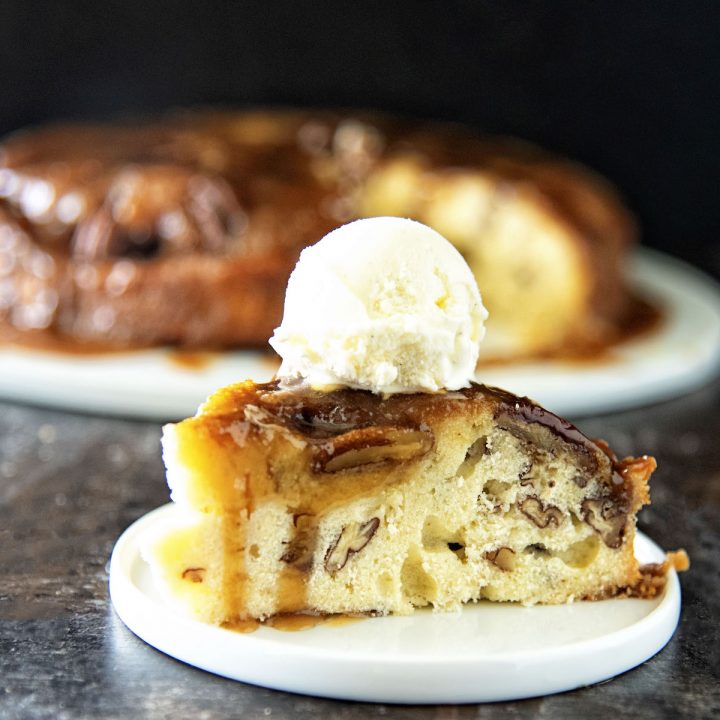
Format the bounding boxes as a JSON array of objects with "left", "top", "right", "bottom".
[
  {"left": 2, "top": 249, "right": 719, "bottom": 419},
  {"left": 110, "top": 503, "right": 681, "bottom": 704}
]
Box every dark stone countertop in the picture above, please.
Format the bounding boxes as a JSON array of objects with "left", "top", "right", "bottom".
[{"left": 1, "top": 379, "right": 719, "bottom": 720}]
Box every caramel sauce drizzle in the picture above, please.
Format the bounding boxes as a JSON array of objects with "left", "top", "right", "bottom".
[
  {"left": 166, "top": 351, "right": 217, "bottom": 371},
  {"left": 224, "top": 613, "right": 363, "bottom": 634}
]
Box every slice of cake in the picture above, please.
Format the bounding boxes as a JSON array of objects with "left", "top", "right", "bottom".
[
  {"left": 144, "top": 379, "right": 654, "bottom": 624},
  {"left": 142, "top": 217, "right": 679, "bottom": 625}
]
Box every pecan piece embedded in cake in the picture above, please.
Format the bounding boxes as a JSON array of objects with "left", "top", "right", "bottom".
[
  {"left": 519, "top": 497, "right": 564, "bottom": 529},
  {"left": 324, "top": 517, "right": 380, "bottom": 574},
  {"left": 581, "top": 497, "right": 628, "bottom": 548},
  {"left": 485, "top": 547, "right": 517, "bottom": 571},
  {"left": 314, "top": 427, "right": 433, "bottom": 473}
]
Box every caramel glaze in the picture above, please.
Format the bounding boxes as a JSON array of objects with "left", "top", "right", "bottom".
[
  {"left": 203, "top": 378, "right": 612, "bottom": 454},
  {"left": 181, "top": 380, "right": 651, "bottom": 619},
  {"left": 166, "top": 351, "right": 216, "bottom": 371},
  {"left": 587, "top": 550, "right": 689, "bottom": 601},
  {"left": 224, "top": 613, "right": 363, "bottom": 634},
  {"left": 0, "top": 109, "right": 642, "bottom": 350},
  {"left": 0, "top": 318, "right": 219, "bottom": 371},
  {"left": 201, "top": 378, "right": 643, "bottom": 498}
]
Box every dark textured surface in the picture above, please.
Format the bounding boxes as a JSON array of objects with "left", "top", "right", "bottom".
[{"left": 0, "top": 377, "right": 719, "bottom": 719}]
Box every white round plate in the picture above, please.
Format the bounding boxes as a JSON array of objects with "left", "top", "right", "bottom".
[
  {"left": 110, "top": 504, "right": 682, "bottom": 704},
  {"left": 2, "top": 248, "right": 719, "bottom": 419}
]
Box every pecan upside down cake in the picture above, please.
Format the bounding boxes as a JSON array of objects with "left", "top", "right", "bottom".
[{"left": 0, "top": 110, "right": 640, "bottom": 356}]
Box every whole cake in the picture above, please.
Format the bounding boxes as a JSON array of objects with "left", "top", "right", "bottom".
[
  {"left": 0, "top": 110, "right": 637, "bottom": 356},
  {"left": 143, "top": 219, "right": 680, "bottom": 625}
]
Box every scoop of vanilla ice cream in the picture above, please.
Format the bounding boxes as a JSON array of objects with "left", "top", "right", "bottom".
[{"left": 269, "top": 217, "right": 488, "bottom": 393}]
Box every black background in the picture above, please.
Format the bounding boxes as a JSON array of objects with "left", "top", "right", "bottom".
[{"left": 1, "top": 1, "right": 718, "bottom": 274}]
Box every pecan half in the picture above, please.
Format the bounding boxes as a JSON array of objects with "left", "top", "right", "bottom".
[
  {"left": 324, "top": 517, "right": 380, "bottom": 574},
  {"left": 572, "top": 474, "right": 589, "bottom": 489},
  {"left": 280, "top": 513, "right": 317, "bottom": 571},
  {"left": 519, "top": 497, "right": 564, "bottom": 529},
  {"left": 485, "top": 546, "right": 516, "bottom": 571},
  {"left": 315, "top": 426, "right": 432, "bottom": 473},
  {"left": 581, "top": 497, "right": 627, "bottom": 548},
  {"left": 518, "top": 459, "right": 534, "bottom": 487},
  {"left": 497, "top": 411, "right": 598, "bottom": 474},
  {"left": 465, "top": 436, "right": 489, "bottom": 460}
]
